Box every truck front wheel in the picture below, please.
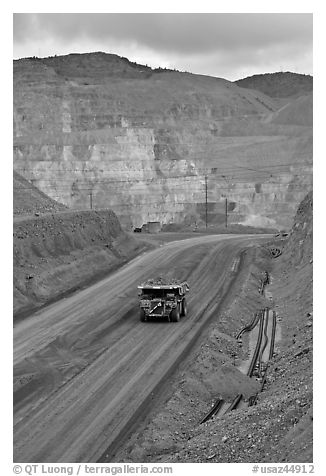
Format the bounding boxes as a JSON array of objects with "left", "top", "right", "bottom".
[
  {"left": 170, "top": 304, "right": 180, "bottom": 322},
  {"left": 140, "top": 309, "right": 147, "bottom": 322}
]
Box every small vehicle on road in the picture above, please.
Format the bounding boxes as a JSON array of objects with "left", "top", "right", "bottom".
[{"left": 138, "top": 277, "right": 189, "bottom": 322}]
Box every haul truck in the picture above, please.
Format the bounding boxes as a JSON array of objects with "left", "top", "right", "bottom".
[{"left": 138, "top": 278, "right": 189, "bottom": 322}]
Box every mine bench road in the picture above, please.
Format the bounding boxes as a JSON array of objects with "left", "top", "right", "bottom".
[{"left": 14, "top": 233, "right": 270, "bottom": 462}]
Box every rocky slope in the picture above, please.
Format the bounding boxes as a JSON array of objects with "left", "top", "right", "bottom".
[
  {"left": 14, "top": 170, "right": 67, "bottom": 215},
  {"left": 235, "top": 72, "right": 313, "bottom": 98},
  {"left": 13, "top": 53, "right": 312, "bottom": 229},
  {"left": 13, "top": 209, "right": 151, "bottom": 319}
]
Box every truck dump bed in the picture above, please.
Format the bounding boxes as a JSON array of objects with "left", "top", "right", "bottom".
[{"left": 138, "top": 276, "right": 188, "bottom": 289}]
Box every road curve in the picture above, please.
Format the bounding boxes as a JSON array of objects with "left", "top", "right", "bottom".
[{"left": 14, "top": 234, "right": 270, "bottom": 462}]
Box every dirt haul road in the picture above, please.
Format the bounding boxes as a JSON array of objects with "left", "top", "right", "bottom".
[{"left": 14, "top": 234, "right": 270, "bottom": 462}]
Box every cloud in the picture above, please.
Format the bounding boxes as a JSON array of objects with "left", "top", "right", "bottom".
[{"left": 13, "top": 13, "right": 313, "bottom": 80}]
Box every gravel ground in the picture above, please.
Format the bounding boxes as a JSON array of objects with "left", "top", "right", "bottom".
[{"left": 113, "top": 193, "right": 313, "bottom": 463}]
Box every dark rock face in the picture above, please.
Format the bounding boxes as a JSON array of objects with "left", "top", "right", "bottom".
[{"left": 14, "top": 53, "right": 312, "bottom": 229}]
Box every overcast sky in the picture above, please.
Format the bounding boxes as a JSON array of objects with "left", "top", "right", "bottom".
[{"left": 13, "top": 13, "right": 312, "bottom": 81}]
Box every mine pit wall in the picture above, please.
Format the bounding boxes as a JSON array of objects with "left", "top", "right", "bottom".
[
  {"left": 13, "top": 74, "right": 312, "bottom": 231},
  {"left": 13, "top": 57, "right": 312, "bottom": 231},
  {"left": 13, "top": 128, "right": 312, "bottom": 230}
]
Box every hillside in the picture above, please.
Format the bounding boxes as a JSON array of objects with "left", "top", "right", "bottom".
[
  {"left": 13, "top": 53, "right": 312, "bottom": 229},
  {"left": 270, "top": 94, "right": 313, "bottom": 127},
  {"left": 235, "top": 72, "right": 313, "bottom": 98}
]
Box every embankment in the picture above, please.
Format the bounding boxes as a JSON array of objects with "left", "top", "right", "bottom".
[{"left": 13, "top": 209, "right": 152, "bottom": 319}]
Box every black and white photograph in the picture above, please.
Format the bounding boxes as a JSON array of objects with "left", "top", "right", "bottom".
[{"left": 11, "top": 6, "right": 314, "bottom": 472}]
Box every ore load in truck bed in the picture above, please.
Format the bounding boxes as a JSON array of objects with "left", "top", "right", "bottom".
[{"left": 139, "top": 276, "right": 184, "bottom": 287}]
